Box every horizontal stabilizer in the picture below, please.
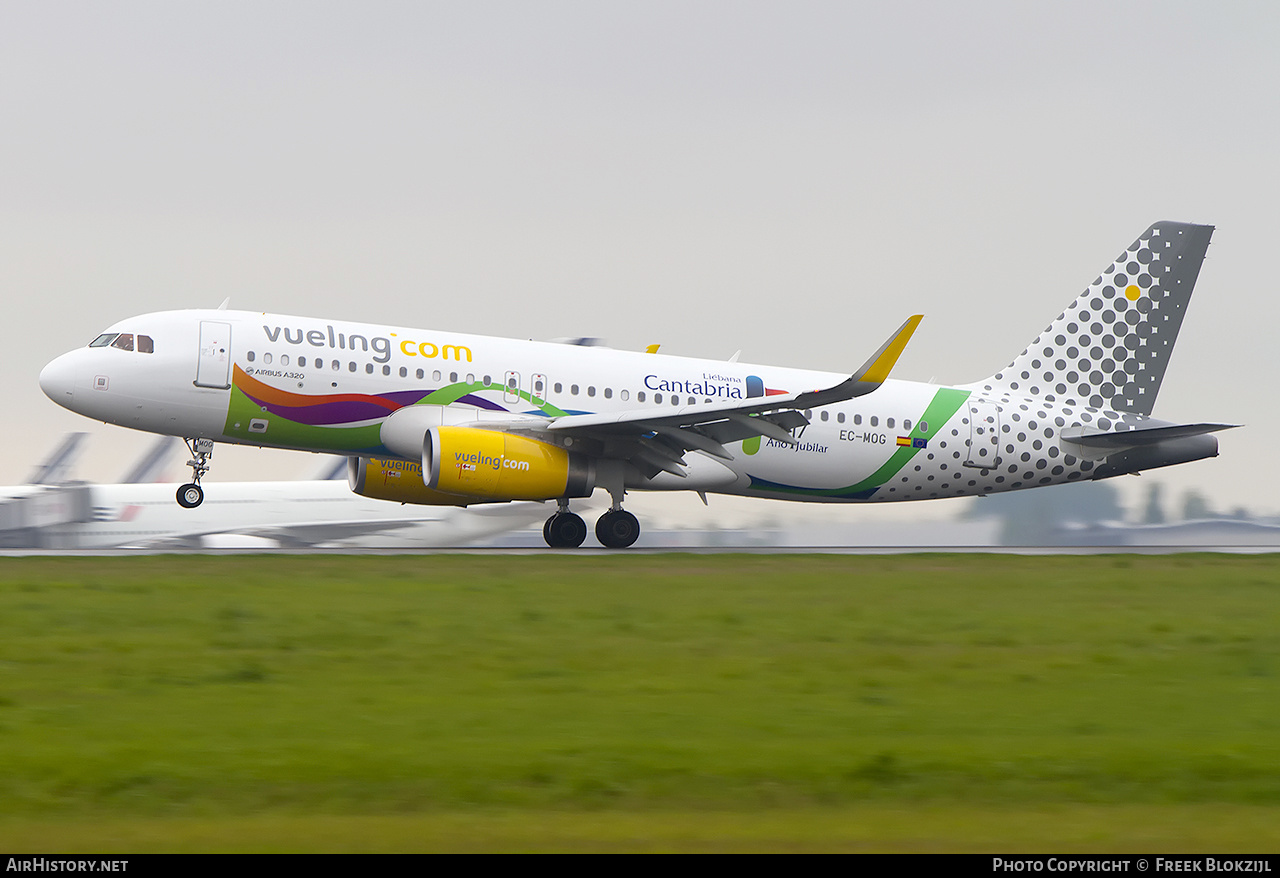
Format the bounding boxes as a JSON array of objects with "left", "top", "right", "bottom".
[
  {"left": 1063, "top": 422, "right": 1237, "bottom": 449},
  {"left": 1062, "top": 422, "right": 1237, "bottom": 464}
]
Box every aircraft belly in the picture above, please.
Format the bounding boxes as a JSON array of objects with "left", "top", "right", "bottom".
[{"left": 742, "top": 430, "right": 881, "bottom": 490}]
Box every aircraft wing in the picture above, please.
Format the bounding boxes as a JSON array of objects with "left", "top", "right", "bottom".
[
  {"left": 492, "top": 316, "right": 922, "bottom": 478},
  {"left": 241, "top": 517, "right": 440, "bottom": 548},
  {"left": 131, "top": 517, "right": 439, "bottom": 549}
]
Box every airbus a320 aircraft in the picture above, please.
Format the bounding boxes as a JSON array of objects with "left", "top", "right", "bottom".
[{"left": 40, "top": 221, "right": 1233, "bottom": 548}]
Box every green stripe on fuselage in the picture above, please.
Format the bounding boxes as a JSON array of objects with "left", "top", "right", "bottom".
[{"left": 751, "top": 387, "right": 971, "bottom": 498}]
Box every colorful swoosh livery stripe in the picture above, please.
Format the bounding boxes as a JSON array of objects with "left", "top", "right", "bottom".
[
  {"left": 223, "top": 366, "right": 569, "bottom": 453},
  {"left": 747, "top": 387, "right": 970, "bottom": 499},
  {"left": 234, "top": 367, "right": 433, "bottom": 425}
]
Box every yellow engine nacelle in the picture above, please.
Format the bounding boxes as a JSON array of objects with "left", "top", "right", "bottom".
[
  {"left": 348, "top": 456, "right": 474, "bottom": 506},
  {"left": 426, "top": 426, "right": 594, "bottom": 501}
]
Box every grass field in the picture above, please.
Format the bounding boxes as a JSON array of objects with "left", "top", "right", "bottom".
[{"left": 1, "top": 553, "right": 1277, "bottom": 851}]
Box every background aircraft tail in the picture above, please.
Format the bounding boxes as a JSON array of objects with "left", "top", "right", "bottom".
[
  {"left": 26, "top": 432, "right": 86, "bottom": 485},
  {"left": 980, "top": 221, "right": 1213, "bottom": 416}
]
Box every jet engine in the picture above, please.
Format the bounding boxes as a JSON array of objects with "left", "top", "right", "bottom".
[
  {"left": 424, "top": 426, "right": 595, "bottom": 501},
  {"left": 348, "top": 456, "right": 474, "bottom": 506}
]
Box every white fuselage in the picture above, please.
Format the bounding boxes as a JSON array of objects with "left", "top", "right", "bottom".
[{"left": 39, "top": 308, "right": 1140, "bottom": 505}]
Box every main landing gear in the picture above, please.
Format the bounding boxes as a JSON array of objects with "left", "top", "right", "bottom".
[
  {"left": 596, "top": 509, "right": 640, "bottom": 549},
  {"left": 541, "top": 501, "right": 641, "bottom": 549},
  {"left": 176, "top": 437, "right": 214, "bottom": 509}
]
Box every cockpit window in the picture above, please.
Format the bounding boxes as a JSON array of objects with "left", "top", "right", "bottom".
[
  {"left": 110, "top": 333, "right": 135, "bottom": 352},
  {"left": 89, "top": 333, "right": 118, "bottom": 348},
  {"left": 137, "top": 335, "right": 154, "bottom": 353}
]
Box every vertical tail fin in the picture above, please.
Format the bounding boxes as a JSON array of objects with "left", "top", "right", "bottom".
[{"left": 983, "top": 221, "right": 1213, "bottom": 416}]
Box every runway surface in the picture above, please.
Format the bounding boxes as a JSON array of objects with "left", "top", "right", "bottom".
[{"left": 4, "top": 545, "right": 1280, "bottom": 556}]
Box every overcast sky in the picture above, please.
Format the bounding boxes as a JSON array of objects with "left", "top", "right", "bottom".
[{"left": 2, "top": 1, "right": 1275, "bottom": 524}]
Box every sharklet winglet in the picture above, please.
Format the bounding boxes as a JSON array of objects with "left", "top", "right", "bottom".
[
  {"left": 787, "top": 314, "right": 923, "bottom": 410},
  {"left": 856, "top": 314, "right": 922, "bottom": 385}
]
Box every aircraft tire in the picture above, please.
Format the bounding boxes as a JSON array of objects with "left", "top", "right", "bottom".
[
  {"left": 544, "top": 511, "right": 587, "bottom": 548},
  {"left": 176, "top": 483, "right": 204, "bottom": 509},
  {"left": 596, "top": 509, "right": 640, "bottom": 549}
]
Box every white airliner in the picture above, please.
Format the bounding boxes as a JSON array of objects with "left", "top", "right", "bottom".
[
  {"left": 34, "top": 480, "right": 546, "bottom": 550},
  {"left": 0, "top": 437, "right": 543, "bottom": 549},
  {"left": 39, "top": 221, "right": 1233, "bottom": 548}
]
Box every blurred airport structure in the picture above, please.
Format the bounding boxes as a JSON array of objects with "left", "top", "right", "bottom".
[
  {"left": 5, "top": 435, "right": 1277, "bottom": 550},
  {"left": 0, "top": 435, "right": 542, "bottom": 549}
]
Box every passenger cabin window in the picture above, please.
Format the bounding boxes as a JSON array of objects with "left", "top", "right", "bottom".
[
  {"left": 620, "top": 390, "right": 629, "bottom": 401},
  {"left": 297, "top": 356, "right": 306, "bottom": 367},
  {"left": 246, "top": 351, "right": 256, "bottom": 362},
  {"left": 263, "top": 352, "right": 272, "bottom": 364}
]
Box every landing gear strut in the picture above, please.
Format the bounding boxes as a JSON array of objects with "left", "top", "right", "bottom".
[{"left": 176, "top": 437, "right": 214, "bottom": 509}]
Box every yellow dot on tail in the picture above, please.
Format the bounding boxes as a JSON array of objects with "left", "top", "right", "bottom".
[{"left": 1125, "top": 284, "right": 1142, "bottom": 301}]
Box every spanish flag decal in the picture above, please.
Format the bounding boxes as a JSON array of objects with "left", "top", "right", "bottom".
[{"left": 897, "top": 436, "right": 927, "bottom": 449}]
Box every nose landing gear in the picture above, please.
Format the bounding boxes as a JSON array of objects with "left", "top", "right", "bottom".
[{"left": 176, "top": 437, "right": 214, "bottom": 509}]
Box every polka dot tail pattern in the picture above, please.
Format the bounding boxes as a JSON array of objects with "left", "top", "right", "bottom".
[{"left": 985, "top": 222, "right": 1213, "bottom": 417}]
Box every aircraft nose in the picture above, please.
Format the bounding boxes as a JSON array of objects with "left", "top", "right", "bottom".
[{"left": 39, "top": 353, "right": 78, "bottom": 407}]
